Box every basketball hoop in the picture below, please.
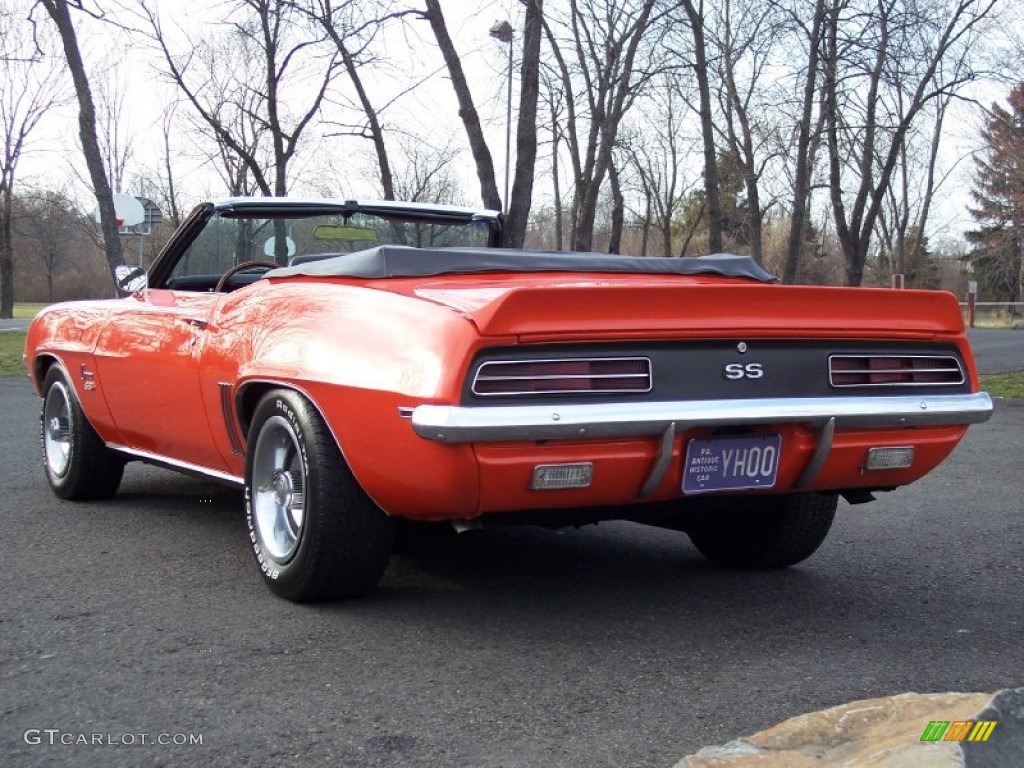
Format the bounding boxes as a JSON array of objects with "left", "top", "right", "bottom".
[{"left": 93, "top": 193, "right": 145, "bottom": 232}]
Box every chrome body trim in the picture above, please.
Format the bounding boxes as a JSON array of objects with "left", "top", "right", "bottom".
[
  {"left": 638, "top": 422, "right": 676, "bottom": 498},
  {"left": 411, "top": 393, "right": 993, "bottom": 443},
  {"left": 210, "top": 196, "right": 501, "bottom": 222},
  {"left": 218, "top": 382, "right": 245, "bottom": 455},
  {"left": 106, "top": 443, "right": 245, "bottom": 486},
  {"left": 795, "top": 416, "right": 836, "bottom": 488}
]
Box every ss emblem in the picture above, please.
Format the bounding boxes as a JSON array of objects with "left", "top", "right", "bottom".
[{"left": 723, "top": 362, "right": 764, "bottom": 380}]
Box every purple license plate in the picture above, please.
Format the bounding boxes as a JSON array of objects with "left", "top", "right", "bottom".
[{"left": 682, "top": 434, "right": 782, "bottom": 494}]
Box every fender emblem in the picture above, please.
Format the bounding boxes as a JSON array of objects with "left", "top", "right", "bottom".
[{"left": 80, "top": 365, "right": 96, "bottom": 391}]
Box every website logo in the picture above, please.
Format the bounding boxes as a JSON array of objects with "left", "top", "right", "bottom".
[{"left": 920, "top": 720, "right": 997, "bottom": 742}]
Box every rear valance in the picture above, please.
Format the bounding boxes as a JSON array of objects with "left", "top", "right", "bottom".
[{"left": 265, "top": 246, "right": 779, "bottom": 282}]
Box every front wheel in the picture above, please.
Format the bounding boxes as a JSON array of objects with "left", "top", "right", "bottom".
[
  {"left": 245, "top": 389, "right": 394, "bottom": 602},
  {"left": 40, "top": 365, "right": 125, "bottom": 500},
  {"left": 686, "top": 493, "right": 838, "bottom": 569}
]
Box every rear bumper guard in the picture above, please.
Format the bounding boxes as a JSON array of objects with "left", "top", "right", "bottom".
[{"left": 410, "top": 392, "right": 993, "bottom": 443}]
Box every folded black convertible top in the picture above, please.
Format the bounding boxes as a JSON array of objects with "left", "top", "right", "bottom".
[{"left": 266, "top": 245, "right": 778, "bottom": 282}]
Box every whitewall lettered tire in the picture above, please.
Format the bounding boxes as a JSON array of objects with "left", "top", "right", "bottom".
[
  {"left": 40, "top": 365, "right": 125, "bottom": 500},
  {"left": 245, "top": 389, "right": 394, "bottom": 602}
]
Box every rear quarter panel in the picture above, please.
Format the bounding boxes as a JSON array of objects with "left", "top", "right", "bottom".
[{"left": 204, "top": 279, "right": 498, "bottom": 517}]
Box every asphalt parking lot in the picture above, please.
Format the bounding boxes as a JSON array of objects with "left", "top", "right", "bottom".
[
  {"left": 967, "top": 328, "right": 1024, "bottom": 373},
  {"left": 0, "top": 365, "right": 1021, "bottom": 767}
]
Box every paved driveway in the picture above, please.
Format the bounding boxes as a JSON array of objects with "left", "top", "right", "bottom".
[
  {"left": 968, "top": 329, "right": 1024, "bottom": 373},
  {"left": 0, "top": 318, "right": 29, "bottom": 332},
  {"left": 1, "top": 375, "right": 1021, "bottom": 767}
]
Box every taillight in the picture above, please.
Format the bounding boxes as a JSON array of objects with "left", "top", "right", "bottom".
[
  {"left": 829, "top": 355, "right": 964, "bottom": 387},
  {"left": 472, "top": 357, "right": 652, "bottom": 396}
]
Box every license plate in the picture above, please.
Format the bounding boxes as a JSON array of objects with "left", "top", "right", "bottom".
[{"left": 683, "top": 434, "right": 782, "bottom": 494}]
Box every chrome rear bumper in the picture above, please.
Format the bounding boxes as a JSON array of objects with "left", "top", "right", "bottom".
[{"left": 411, "top": 392, "right": 993, "bottom": 443}]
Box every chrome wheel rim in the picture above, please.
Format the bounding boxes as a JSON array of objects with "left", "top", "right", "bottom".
[
  {"left": 251, "top": 415, "right": 306, "bottom": 562},
  {"left": 43, "top": 381, "right": 72, "bottom": 477}
]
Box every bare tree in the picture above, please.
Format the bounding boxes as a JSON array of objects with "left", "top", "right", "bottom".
[
  {"left": 873, "top": 93, "right": 957, "bottom": 286},
  {"left": 1, "top": 1, "right": 66, "bottom": 316},
  {"left": 503, "top": 0, "right": 544, "bottom": 249},
  {"left": 421, "top": 0, "right": 501, "bottom": 212},
  {"left": 822, "top": 0, "right": 997, "bottom": 285},
  {"left": 777, "top": 0, "right": 828, "bottom": 283},
  {"left": 621, "top": 74, "right": 698, "bottom": 256},
  {"left": 391, "top": 138, "right": 463, "bottom": 204},
  {"left": 94, "top": 64, "right": 133, "bottom": 193},
  {"left": 13, "top": 186, "right": 111, "bottom": 301},
  {"left": 138, "top": 0, "right": 340, "bottom": 199},
  {"left": 419, "top": 0, "right": 544, "bottom": 246},
  {"left": 157, "top": 101, "right": 182, "bottom": 227},
  {"left": 15, "top": 189, "right": 80, "bottom": 302},
  {"left": 678, "top": 0, "right": 723, "bottom": 253},
  {"left": 291, "top": 0, "right": 424, "bottom": 201},
  {"left": 540, "top": 65, "right": 567, "bottom": 249},
  {"left": 711, "top": 0, "right": 788, "bottom": 262},
  {"left": 544, "top": 0, "right": 670, "bottom": 252},
  {"left": 35, "top": 0, "right": 126, "bottom": 296}
]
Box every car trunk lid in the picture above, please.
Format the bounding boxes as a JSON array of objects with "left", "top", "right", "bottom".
[{"left": 413, "top": 278, "right": 965, "bottom": 340}]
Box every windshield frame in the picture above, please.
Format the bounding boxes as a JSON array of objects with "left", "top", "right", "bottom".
[{"left": 147, "top": 198, "right": 502, "bottom": 289}]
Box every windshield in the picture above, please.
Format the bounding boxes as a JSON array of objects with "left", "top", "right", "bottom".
[{"left": 170, "top": 210, "right": 495, "bottom": 283}]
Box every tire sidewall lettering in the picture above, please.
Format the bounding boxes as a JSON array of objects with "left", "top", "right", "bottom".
[
  {"left": 244, "top": 467, "right": 281, "bottom": 580},
  {"left": 274, "top": 398, "right": 308, "bottom": 468},
  {"left": 247, "top": 396, "right": 311, "bottom": 584}
]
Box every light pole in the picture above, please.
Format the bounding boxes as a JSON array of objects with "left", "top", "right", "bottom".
[{"left": 489, "top": 19, "right": 514, "bottom": 213}]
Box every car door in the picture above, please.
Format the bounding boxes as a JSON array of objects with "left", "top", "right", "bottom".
[{"left": 91, "top": 287, "right": 228, "bottom": 473}]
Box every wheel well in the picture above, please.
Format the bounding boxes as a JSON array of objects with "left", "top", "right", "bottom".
[
  {"left": 234, "top": 380, "right": 392, "bottom": 518},
  {"left": 235, "top": 381, "right": 337, "bottom": 444},
  {"left": 236, "top": 382, "right": 276, "bottom": 437},
  {"left": 32, "top": 354, "right": 60, "bottom": 394}
]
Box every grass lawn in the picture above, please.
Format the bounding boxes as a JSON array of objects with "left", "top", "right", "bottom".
[
  {"left": 981, "top": 371, "right": 1024, "bottom": 399},
  {"left": 0, "top": 331, "right": 26, "bottom": 376},
  {"left": 13, "top": 303, "right": 47, "bottom": 319}
]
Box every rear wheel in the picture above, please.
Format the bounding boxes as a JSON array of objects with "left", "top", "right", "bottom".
[
  {"left": 245, "top": 389, "right": 394, "bottom": 602},
  {"left": 686, "top": 493, "right": 838, "bottom": 568},
  {"left": 40, "top": 365, "right": 124, "bottom": 500}
]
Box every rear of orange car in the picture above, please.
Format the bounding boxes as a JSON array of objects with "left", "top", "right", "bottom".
[{"left": 390, "top": 275, "right": 989, "bottom": 522}]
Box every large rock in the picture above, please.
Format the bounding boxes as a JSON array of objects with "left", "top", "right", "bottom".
[
  {"left": 675, "top": 689, "right": 1023, "bottom": 767},
  {"left": 963, "top": 688, "right": 1024, "bottom": 768}
]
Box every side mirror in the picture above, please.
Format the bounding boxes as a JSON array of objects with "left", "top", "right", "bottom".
[{"left": 115, "top": 264, "right": 148, "bottom": 294}]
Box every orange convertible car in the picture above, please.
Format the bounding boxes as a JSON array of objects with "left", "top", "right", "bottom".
[{"left": 26, "top": 198, "right": 993, "bottom": 602}]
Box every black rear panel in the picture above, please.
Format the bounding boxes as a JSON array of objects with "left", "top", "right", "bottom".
[{"left": 461, "top": 340, "right": 971, "bottom": 405}]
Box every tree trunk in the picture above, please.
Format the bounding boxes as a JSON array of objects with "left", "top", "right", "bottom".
[
  {"left": 339, "top": 43, "right": 395, "bottom": 201},
  {"left": 423, "top": 0, "right": 501, "bottom": 213},
  {"left": 503, "top": 0, "right": 544, "bottom": 248},
  {"left": 552, "top": 114, "right": 563, "bottom": 250},
  {"left": 40, "top": 0, "right": 125, "bottom": 294},
  {"left": 681, "top": 0, "right": 722, "bottom": 254},
  {"left": 608, "top": 159, "right": 624, "bottom": 254},
  {"left": 0, "top": 190, "right": 13, "bottom": 317},
  {"left": 573, "top": 143, "right": 613, "bottom": 252}
]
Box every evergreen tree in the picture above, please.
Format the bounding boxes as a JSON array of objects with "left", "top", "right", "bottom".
[{"left": 965, "top": 84, "right": 1024, "bottom": 305}]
